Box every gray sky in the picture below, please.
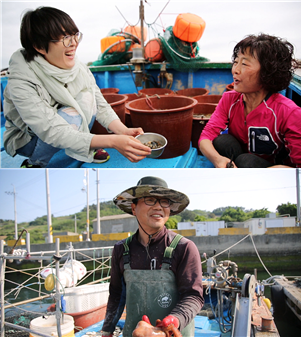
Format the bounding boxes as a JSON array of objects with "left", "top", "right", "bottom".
[
  {"left": 0, "top": 168, "right": 299, "bottom": 223},
  {"left": 1, "top": 0, "right": 301, "bottom": 69}
]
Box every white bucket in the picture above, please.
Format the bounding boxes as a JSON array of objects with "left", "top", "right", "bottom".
[{"left": 29, "top": 315, "right": 75, "bottom": 337}]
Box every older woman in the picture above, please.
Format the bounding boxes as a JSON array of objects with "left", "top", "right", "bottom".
[
  {"left": 198, "top": 33, "right": 301, "bottom": 168},
  {"left": 3, "top": 7, "right": 151, "bottom": 168}
]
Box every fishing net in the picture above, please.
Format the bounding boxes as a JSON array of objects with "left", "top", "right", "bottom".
[
  {"left": 92, "top": 31, "right": 140, "bottom": 66},
  {"left": 4, "top": 308, "right": 42, "bottom": 337},
  {"left": 159, "top": 26, "right": 209, "bottom": 72},
  {"left": 91, "top": 26, "right": 209, "bottom": 71}
]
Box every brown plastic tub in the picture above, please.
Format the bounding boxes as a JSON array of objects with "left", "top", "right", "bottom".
[
  {"left": 91, "top": 94, "right": 127, "bottom": 135},
  {"left": 138, "top": 88, "right": 174, "bottom": 96},
  {"left": 191, "top": 103, "right": 217, "bottom": 154},
  {"left": 124, "top": 93, "right": 145, "bottom": 128},
  {"left": 100, "top": 88, "right": 120, "bottom": 94},
  {"left": 226, "top": 83, "right": 234, "bottom": 91},
  {"left": 176, "top": 88, "right": 209, "bottom": 97},
  {"left": 194, "top": 94, "right": 222, "bottom": 105},
  {"left": 126, "top": 95, "right": 197, "bottom": 159}
]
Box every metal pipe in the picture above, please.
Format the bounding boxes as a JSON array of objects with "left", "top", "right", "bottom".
[
  {"left": 86, "top": 169, "right": 90, "bottom": 241},
  {"left": 46, "top": 169, "right": 53, "bottom": 243},
  {"left": 4, "top": 187, "right": 18, "bottom": 240},
  {"left": 55, "top": 239, "right": 62, "bottom": 337},
  {"left": 17, "top": 246, "right": 114, "bottom": 255},
  {"left": 3, "top": 255, "right": 54, "bottom": 261},
  {"left": 0, "top": 240, "right": 6, "bottom": 337},
  {"left": 13, "top": 185, "right": 17, "bottom": 240},
  {"left": 4, "top": 294, "right": 51, "bottom": 309},
  {"left": 96, "top": 169, "right": 101, "bottom": 234},
  {"left": 26, "top": 232, "right": 31, "bottom": 254}
]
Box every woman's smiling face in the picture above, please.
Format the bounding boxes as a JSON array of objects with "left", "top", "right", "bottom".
[{"left": 35, "top": 34, "right": 79, "bottom": 69}]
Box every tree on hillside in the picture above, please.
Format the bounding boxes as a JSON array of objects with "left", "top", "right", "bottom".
[
  {"left": 219, "top": 207, "right": 250, "bottom": 222},
  {"left": 195, "top": 215, "right": 207, "bottom": 222},
  {"left": 212, "top": 207, "right": 227, "bottom": 216},
  {"left": 180, "top": 209, "right": 197, "bottom": 221},
  {"left": 82, "top": 202, "right": 123, "bottom": 217},
  {"left": 166, "top": 218, "right": 177, "bottom": 229},
  {"left": 30, "top": 229, "right": 46, "bottom": 243},
  {"left": 252, "top": 208, "right": 270, "bottom": 218},
  {"left": 171, "top": 215, "right": 181, "bottom": 223},
  {"left": 193, "top": 210, "right": 208, "bottom": 217},
  {"left": 52, "top": 219, "right": 75, "bottom": 231},
  {"left": 277, "top": 202, "right": 297, "bottom": 217},
  {"left": 212, "top": 206, "right": 246, "bottom": 216},
  {"left": 29, "top": 215, "right": 48, "bottom": 227}
]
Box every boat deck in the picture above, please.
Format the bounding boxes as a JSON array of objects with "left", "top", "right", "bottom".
[
  {"left": 274, "top": 278, "right": 301, "bottom": 322},
  {"left": 0, "top": 139, "right": 214, "bottom": 168}
]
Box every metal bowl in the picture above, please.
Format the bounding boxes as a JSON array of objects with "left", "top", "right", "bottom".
[{"left": 135, "top": 133, "right": 168, "bottom": 158}]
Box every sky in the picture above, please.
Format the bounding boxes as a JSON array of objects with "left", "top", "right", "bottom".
[
  {"left": 1, "top": 0, "right": 301, "bottom": 69},
  {"left": 0, "top": 168, "right": 299, "bottom": 224}
]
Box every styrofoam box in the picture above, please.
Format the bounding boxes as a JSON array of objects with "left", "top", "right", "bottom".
[{"left": 63, "top": 283, "right": 109, "bottom": 313}]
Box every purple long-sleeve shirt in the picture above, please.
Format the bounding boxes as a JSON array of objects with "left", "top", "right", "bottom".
[{"left": 102, "top": 226, "right": 204, "bottom": 332}]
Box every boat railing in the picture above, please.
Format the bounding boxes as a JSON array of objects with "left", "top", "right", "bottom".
[{"left": 0, "top": 239, "right": 113, "bottom": 337}]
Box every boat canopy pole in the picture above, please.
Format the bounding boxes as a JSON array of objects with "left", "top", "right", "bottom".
[
  {"left": 140, "top": 0, "right": 145, "bottom": 56},
  {"left": 0, "top": 240, "right": 6, "bottom": 337}
]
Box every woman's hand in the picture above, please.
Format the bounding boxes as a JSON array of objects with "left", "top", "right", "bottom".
[
  {"left": 91, "top": 134, "right": 151, "bottom": 162},
  {"left": 199, "top": 139, "right": 237, "bottom": 168},
  {"left": 110, "top": 135, "right": 151, "bottom": 162},
  {"left": 107, "top": 119, "right": 144, "bottom": 137},
  {"left": 215, "top": 156, "right": 237, "bottom": 168},
  {"left": 123, "top": 127, "right": 144, "bottom": 137}
]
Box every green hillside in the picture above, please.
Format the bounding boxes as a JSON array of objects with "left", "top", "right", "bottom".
[{"left": 0, "top": 201, "right": 296, "bottom": 244}]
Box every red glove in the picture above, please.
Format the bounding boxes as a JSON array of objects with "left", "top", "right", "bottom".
[
  {"left": 157, "top": 315, "right": 179, "bottom": 329},
  {"left": 142, "top": 315, "right": 151, "bottom": 324}
]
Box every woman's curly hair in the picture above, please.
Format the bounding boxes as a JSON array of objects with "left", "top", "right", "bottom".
[{"left": 232, "top": 33, "right": 301, "bottom": 93}]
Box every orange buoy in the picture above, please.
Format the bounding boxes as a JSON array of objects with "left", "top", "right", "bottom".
[
  {"left": 101, "top": 36, "right": 126, "bottom": 53},
  {"left": 124, "top": 25, "right": 147, "bottom": 41},
  {"left": 144, "top": 38, "right": 165, "bottom": 62},
  {"left": 129, "top": 43, "right": 142, "bottom": 51},
  {"left": 173, "top": 13, "right": 206, "bottom": 42}
]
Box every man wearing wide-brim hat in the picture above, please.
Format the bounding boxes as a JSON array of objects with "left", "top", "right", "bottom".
[{"left": 101, "top": 176, "right": 204, "bottom": 337}]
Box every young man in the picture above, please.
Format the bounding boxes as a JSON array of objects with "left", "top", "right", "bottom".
[{"left": 101, "top": 176, "right": 203, "bottom": 337}]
